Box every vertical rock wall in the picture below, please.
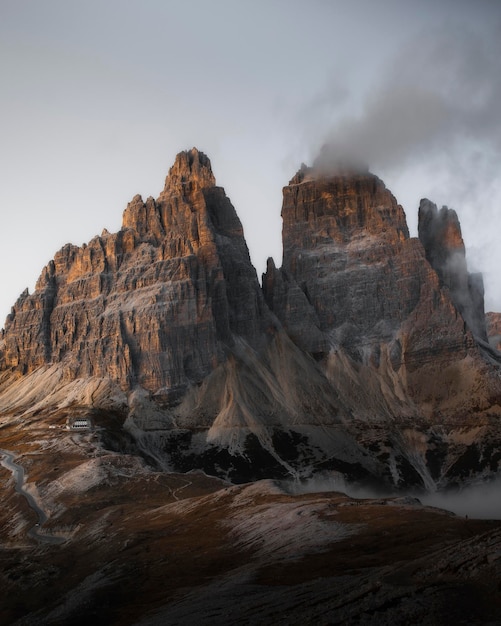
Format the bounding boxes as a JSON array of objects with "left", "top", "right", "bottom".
[
  {"left": 418, "top": 199, "right": 488, "bottom": 342},
  {"left": 0, "top": 149, "right": 272, "bottom": 396},
  {"left": 263, "top": 166, "right": 472, "bottom": 369}
]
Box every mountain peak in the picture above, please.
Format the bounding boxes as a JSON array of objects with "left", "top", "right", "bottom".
[
  {"left": 418, "top": 198, "right": 464, "bottom": 254},
  {"left": 161, "top": 148, "right": 216, "bottom": 196},
  {"left": 1, "top": 148, "right": 501, "bottom": 494}
]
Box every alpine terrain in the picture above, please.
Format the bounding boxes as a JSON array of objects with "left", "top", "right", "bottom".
[{"left": 1, "top": 148, "right": 501, "bottom": 624}]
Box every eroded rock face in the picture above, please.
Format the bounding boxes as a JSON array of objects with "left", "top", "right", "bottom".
[
  {"left": 263, "top": 166, "right": 482, "bottom": 407},
  {"left": 486, "top": 311, "right": 501, "bottom": 351},
  {"left": 1, "top": 151, "right": 501, "bottom": 490},
  {"left": 418, "top": 199, "right": 488, "bottom": 342},
  {"left": 0, "top": 148, "right": 272, "bottom": 397},
  {"left": 263, "top": 163, "right": 501, "bottom": 488},
  {"left": 264, "top": 166, "right": 413, "bottom": 355}
]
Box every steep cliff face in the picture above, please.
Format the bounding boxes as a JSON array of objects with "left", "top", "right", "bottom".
[
  {"left": 0, "top": 150, "right": 372, "bottom": 483},
  {"left": 262, "top": 164, "right": 489, "bottom": 417},
  {"left": 0, "top": 149, "right": 272, "bottom": 398},
  {"left": 418, "top": 199, "right": 488, "bottom": 343},
  {"left": 486, "top": 311, "right": 501, "bottom": 351},
  {"left": 264, "top": 164, "right": 411, "bottom": 357},
  {"left": 1, "top": 151, "right": 501, "bottom": 490},
  {"left": 263, "top": 162, "right": 501, "bottom": 488}
]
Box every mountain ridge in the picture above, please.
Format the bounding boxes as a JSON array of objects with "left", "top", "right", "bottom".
[{"left": 1, "top": 148, "right": 501, "bottom": 490}]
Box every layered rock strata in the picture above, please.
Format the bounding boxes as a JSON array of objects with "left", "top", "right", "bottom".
[
  {"left": 0, "top": 149, "right": 273, "bottom": 399},
  {"left": 262, "top": 164, "right": 492, "bottom": 416},
  {"left": 1, "top": 151, "right": 501, "bottom": 489},
  {"left": 418, "top": 199, "right": 488, "bottom": 343}
]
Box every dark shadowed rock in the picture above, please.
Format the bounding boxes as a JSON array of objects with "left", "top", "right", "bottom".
[
  {"left": 263, "top": 163, "right": 501, "bottom": 488},
  {"left": 486, "top": 311, "right": 501, "bottom": 351},
  {"left": 418, "top": 199, "right": 488, "bottom": 342},
  {"left": 263, "top": 167, "right": 478, "bottom": 389}
]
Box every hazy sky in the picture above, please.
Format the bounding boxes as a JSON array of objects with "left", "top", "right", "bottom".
[{"left": 1, "top": 0, "right": 501, "bottom": 323}]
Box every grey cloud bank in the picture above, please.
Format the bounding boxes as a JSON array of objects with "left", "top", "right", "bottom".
[
  {"left": 310, "top": 19, "right": 501, "bottom": 310},
  {"left": 317, "top": 23, "right": 501, "bottom": 171}
]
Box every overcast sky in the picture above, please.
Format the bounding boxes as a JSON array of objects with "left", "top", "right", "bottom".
[{"left": 1, "top": 0, "right": 501, "bottom": 324}]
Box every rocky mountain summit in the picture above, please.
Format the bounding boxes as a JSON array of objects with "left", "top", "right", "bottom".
[
  {"left": 1, "top": 148, "right": 501, "bottom": 489},
  {"left": 1, "top": 148, "right": 271, "bottom": 394}
]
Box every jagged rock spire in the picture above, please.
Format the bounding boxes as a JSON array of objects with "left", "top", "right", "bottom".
[
  {"left": 418, "top": 198, "right": 487, "bottom": 342},
  {"left": 161, "top": 148, "right": 216, "bottom": 197},
  {"left": 0, "top": 147, "right": 270, "bottom": 392}
]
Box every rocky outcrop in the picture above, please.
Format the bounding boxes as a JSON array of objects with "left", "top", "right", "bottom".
[
  {"left": 1, "top": 150, "right": 501, "bottom": 490},
  {"left": 486, "top": 311, "right": 501, "bottom": 351},
  {"left": 418, "top": 199, "right": 488, "bottom": 343},
  {"left": 263, "top": 164, "right": 415, "bottom": 358},
  {"left": 0, "top": 148, "right": 273, "bottom": 398},
  {"left": 262, "top": 164, "right": 489, "bottom": 416},
  {"left": 263, "top": 161, "right": 501, "bottom": 488}
]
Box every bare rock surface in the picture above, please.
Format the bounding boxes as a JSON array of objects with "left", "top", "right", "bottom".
[
  {"left": 1, "top": 148, "right": 272, "bottom": 395},
  {"left": 263, "top": 163, "right": 501, "bottom": 488},
  {"left": 418, "top": 198, "right": 488, "bottom": 342},
  {"left": 263, "top": 166, "right": 489, "bottom": 404},
  {"left": 487, "top": 311, "right": 501, "bottom": 351},
  {"left": 1, "top": 150, "right": 501, "bottom": 490}
]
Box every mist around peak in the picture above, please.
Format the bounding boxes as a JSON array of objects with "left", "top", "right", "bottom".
[
  {"left": 311, "top": 143, "right": 370, "bottom": 177},
  {"left": 309, "top": 22, "right": 501, "bottom": 178},
  {"left": 298, "top": 19, "right": 501, "bottom": 310}
]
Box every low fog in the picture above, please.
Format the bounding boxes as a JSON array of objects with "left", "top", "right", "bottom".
[{"left": 288, "top": 473, "right": 501, "bottom": 520}]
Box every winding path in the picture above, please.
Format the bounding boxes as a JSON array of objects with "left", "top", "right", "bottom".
[{"left": 0, "top": 448, "right": 65, "bottom": 544}]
